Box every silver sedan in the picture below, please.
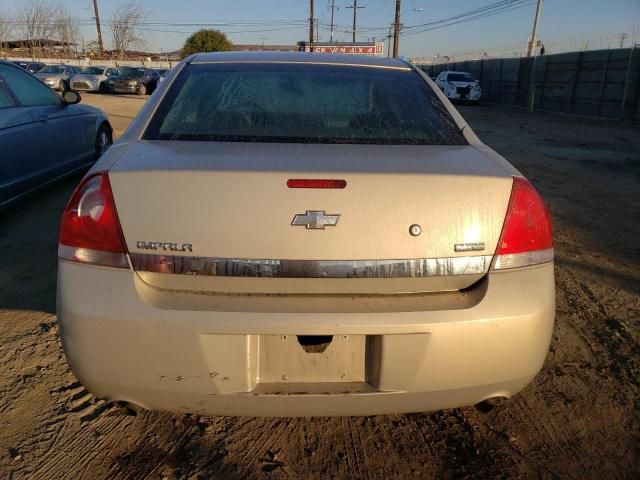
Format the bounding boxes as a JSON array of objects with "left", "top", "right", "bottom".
[
  {"left": 34, "top": 64, "right": 78, "bottom": 91},
  {"left": 57, "top": 52, "right": 554, "bottom": 417},
  {"left": 70, "top": 66, "right": 120, "bottom": 93}
]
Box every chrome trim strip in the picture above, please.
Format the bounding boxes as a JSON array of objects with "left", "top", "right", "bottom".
[
  {"left": 189, "top": 60, "right": 412, "bottom": 71},
  {"left": 59, "top": 244, "right": 130, "bottom": 269},
  {"left": 493, "top": 248, "right": 554, "bottom": 270},
  {"left": 129, "top": 253, "right": 493, "bottom": 278}
]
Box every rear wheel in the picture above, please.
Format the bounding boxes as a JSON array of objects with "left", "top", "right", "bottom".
[
  {"left": 95, "top": 124, "right": 113, "bottom": 160},
  {"left": 136, "top": 83, "right": 147, "bottom": 95},
  {"left": 98, "top": 81, "right": 108, "bottom": 94}
]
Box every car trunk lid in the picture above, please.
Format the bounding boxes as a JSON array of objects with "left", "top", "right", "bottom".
[{"left": 109, "top": 141, "right": 513, "bottom": 295}]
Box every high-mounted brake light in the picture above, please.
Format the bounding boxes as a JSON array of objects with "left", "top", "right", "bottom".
[
  {"left": 493, "top": 176, "right": 553, "bottom": 270},
  {"left": 58, "top": 172, "right": 129, "bottom": 269},
  {"left": 287, "top": 179, "right": 347, "bottom": 189}
]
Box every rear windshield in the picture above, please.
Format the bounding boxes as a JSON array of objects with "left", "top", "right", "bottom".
[
  {"left": 39, "top": 65, "right": 65, "bottom": 74},
  {"left": 144, "top": 63, "right": 466, "bottom": 145},
  {"left": 448, "top": 73, "right": 474, "bottom": 82},
  {"left": 80, "top": 67, "right": 105, "bottom": 74},
  {"left": 119, "top": 68, "right": 145, "bottom": 77}
]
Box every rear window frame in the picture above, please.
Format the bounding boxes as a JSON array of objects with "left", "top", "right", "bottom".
[{"left": 143, "top": 62, "right": 467, "bottom": 146}]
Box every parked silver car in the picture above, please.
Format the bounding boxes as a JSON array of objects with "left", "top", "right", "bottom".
[
  {"left": 0, "top": 61, "right": 113, "bottom": 207},
  {"left": 70, "top": 66, "right": 120, "bottom": 93},
  {"left": 57, "top": 52, "right": 554, "bottom": 417},
  {"left": 34, "top": 64, "right": 79, "bottom": 91}
]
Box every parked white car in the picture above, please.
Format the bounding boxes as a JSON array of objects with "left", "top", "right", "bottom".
[
  {"left": 435, "top": 71, "right": 481, "bottom": 103},
  {"left": 70, "top": 66, "right": 120, "bottom": 93}
]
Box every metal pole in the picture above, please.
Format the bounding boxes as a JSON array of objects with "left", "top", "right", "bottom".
[
  {"left": 620, "top": 38, "right": 636, "bottom": 120},
  {"left": 92, "top": 0, "right": 104, "bottom": 58},
  {"left": 329, "top": 0, "right": 336, "bottom": 43},
  {"left": 309, "top": 0, "right": 314, "bottom": 52},
  {"left": 352, "top": 0, "right": 357, "bottom": 42},
  {"left": 526, "top": 0, "right": 543, "bottom": 57},
  {"left": 529, "top": 54, "right": 538, "bottom": 112},
  {"left": 393, "top": 0, "right": 401, "bottom": 58},
  {"left": 347, "top": 1, "right": 364, "bottom": 43}
]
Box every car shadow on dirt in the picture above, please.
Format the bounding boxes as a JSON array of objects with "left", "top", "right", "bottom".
[{"left": 0, "top": 174, "right": 83, "bottom": 314}]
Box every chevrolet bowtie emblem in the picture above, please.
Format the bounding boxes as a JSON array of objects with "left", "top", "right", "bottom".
[{"left": 291, "top": 210, "right": 340, "bottom": 229}]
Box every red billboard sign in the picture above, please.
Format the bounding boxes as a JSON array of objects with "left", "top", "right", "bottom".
[{"left": 299, "top": 43, "right": 384, "bottom": 56}]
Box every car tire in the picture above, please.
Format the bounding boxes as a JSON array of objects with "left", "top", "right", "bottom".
[
  {"left": 59, "top": 80, "right": 68, "bottom": 91},
  {"left": 98, "top": 82, "right": 108, "bottom": 94},
  {"left": 137, "top": 84, "right": 147, "bottom": 95},
  {"left": 95, "top": 123, "right": 113, "bottom": 160}
]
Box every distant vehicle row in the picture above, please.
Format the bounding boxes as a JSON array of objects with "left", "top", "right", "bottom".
[{"left": 10, "top": 61, "right": 170, "bottom": 95}]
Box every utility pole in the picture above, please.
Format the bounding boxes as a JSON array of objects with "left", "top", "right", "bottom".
[
  {"left": 526, "top": 0, "right": 543, "bottom": 57},
  {"left": 392, "top": 0, "right": 401, "bottom": 58},
  {"left": 328, "top": 0, "right": 336, "bottom": 42},
  {"left": 347, "top": 0, "right": 365, "bottom": 43},
  {"left": 92, "top": 0, "right": 104, "bottom": 58},
  {"left": 309, "top": 0, "right": 314, "bottom": 52}
]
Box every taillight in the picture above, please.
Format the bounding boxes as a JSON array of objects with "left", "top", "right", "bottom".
[
  {"left": 58, "top": 172, "right": 129, "bottom": 269},
  {"left": 493, "top": 176, "right": 553, "bottom": 270}
]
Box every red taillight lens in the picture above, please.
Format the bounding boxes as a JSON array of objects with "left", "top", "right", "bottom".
[
  {"left": 59, "top": 172, "right": 129, "bottom": 268},
  {"left": 287, "top": 179, "right": 347, "bottom": 189},
  {"left": 493, "top": 177, "right": 553, "bottom": 270}
]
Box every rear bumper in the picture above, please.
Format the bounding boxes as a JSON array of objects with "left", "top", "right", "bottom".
[
  {"left": 111, "top": 84, "right": 138, "bottom": 93},
  {"left": 447, "top": 90, "right": 481, "bottom": 101},
  {"left": 71, "top": 83, "right": 99, "bottom": 92},
  {"left": 57, "top": 261, "right": 555, "bottom": 416}
]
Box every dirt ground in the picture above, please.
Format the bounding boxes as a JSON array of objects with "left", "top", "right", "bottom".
[{"left": 1, "top": 93, "right": 638, "bottom": 479}]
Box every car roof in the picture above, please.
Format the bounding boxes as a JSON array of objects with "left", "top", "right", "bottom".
[
  {"left": 190, "top": 51, "right": 411, "bottom": 70},
  {"left": 442, "top": 71, "right": 472, "bottom": 75}
]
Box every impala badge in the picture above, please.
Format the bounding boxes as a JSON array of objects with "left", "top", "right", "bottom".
[{"left": 292, "top": 210, "right": 340, "bottom": 230}]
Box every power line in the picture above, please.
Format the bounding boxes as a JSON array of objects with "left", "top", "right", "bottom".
[{"left": 402, "top": 0, "right": 537, "bottom": 37}]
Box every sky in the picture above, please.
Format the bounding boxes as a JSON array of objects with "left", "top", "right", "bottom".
[{"left": 52, "top": 0, "right": 640, "bottom": 57}]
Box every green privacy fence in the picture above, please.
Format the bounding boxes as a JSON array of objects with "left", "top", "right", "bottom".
[{"left": 420, "top": 47, "right": 640, "bottom": 121}]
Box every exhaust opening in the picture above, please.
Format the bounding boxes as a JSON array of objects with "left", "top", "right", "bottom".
[
  {"left": 297, "top": 335, "right": 333, "bottom": 353},
  {"left": 474, "top": 396, "right": 508, "bottom": 413}
]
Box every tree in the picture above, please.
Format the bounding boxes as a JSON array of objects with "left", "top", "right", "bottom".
[
  {"left": 0, "top": 11, "right": 13, "bottom": 59},
  {"left": 15, "top": 0, "right": 79, "bottom": 59},
  {"left": 54, "top": 7, "right": 79, "bottom": 57},
  {"left": 110, "top": 0, "right": 149, "bottom": 59},
  {"left": 17, "top": 0, "right": 60, "bottom": 58},
  {"left": 181, "top": 29, "right": 232, "bottom": 58}
]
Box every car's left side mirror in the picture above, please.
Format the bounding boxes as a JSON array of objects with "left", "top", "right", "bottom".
[{"left": 62, "top": 90, "right": 81, "bottom": 105}]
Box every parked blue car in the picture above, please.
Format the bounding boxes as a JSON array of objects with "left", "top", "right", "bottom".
[{"left": 0, "top": 60, "right": 113, "bottom": 208}]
